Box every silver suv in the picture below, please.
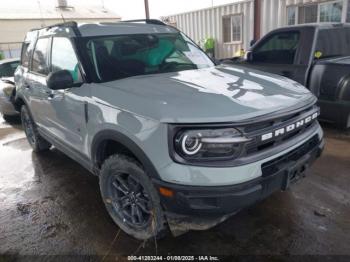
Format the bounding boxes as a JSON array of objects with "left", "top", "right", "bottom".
[{"left": 15, "top": 20, "right": 324, "bottom": 240}]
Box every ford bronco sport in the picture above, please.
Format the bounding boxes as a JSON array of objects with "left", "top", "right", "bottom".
[{"left": 15, "top": 20, "right": 324, "bottom": 240}]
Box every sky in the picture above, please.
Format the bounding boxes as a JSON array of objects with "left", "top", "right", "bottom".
[{"left": 0, "top": 0, "right": 237, "bottom": 19}]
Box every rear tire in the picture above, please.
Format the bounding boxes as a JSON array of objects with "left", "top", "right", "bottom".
[
  {"left": 21, "top": 105, "right": 51, "bottom": 152},
  {"left": 3, "top": 114, "right": 12, "bottom": 122},
  {"left": 99, "top": 154, "right": 167, "bottom": 240},
  {"left": 339, "top": 113, "right": 350, "bottom": 130}
]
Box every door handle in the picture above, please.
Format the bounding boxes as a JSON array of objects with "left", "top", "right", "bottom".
[{"left": 24, "top": 82, "right": 31, "bottom": 89}]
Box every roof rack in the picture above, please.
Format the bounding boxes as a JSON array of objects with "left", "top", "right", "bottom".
[
  {"left": 46, "top": 21, "right": 78, "bottom": 30},
  {"left": 122, "top": 19, "right": 166, "bottom": 26},
  {"left": 30, "top": 21, "right": 81, "bottom": 37}
]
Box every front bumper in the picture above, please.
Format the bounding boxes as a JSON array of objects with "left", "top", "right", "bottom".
[{"left": 154, "top": 134, "right": 324, "bottom": 219}]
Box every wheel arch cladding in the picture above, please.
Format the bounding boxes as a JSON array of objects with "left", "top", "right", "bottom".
[
  {"left": 337, "top": 74, "right": 350, "bottom": 101},
  {"left": 14, "top": 95, "right": 26, "bottom": 112},
  {"left": 91, "top": 129, "right": 160, "bottom": 179}
]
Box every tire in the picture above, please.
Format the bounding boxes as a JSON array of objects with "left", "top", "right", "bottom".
[
  {"left": 338, "top": 113, "right": 350, "bottom": 130},
  {"left": 3, "top": 114, "right": 20, "bottom": 123},
  {"left": 100, "top": 154, "right": 167, "bottom": 240},
  {"left": 21, "top": 105, "right": 51, "bottom": 152},
  {"left": 3, "top": 114, "right": 12, "bottom": 122}
]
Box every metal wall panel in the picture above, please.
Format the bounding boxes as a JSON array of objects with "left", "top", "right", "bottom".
[
  {"left": 166, "top": 0, "right": 349, "bottom": 58},
  {"left": 166, "top": 0, "right": 254, "bottom": 59},
  {"left": 260, "top": 0, "right": 349, "bottom": 36}
]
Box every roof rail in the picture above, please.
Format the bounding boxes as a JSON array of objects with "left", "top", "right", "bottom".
[
  {"left": 45, "top": 21, "right": 78, "bottom": 30},
  {"left": 30, "top": 21, "right": 81, "bottom": 37},
  {"left": 122, "top": 19, "right": 166, "bottom": 26}
]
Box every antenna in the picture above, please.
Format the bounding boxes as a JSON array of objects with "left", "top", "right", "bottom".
[
  {"left": 37, "top": 0, "right": 46, "bottom": 27},
  {"left": 60, "top": 13, "right": 66, "bottom": 22}
]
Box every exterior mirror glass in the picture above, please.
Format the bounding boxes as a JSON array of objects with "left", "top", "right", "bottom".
[{"left": 46, "top": 70, "right": 74, "bottom": 90}]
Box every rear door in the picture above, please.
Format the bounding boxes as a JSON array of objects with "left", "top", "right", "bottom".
[
  {"left": 247, "top": 28, "right": 314, "bottom": 85},
  {"left": 25, "top": 37, "right": 52, "bottom": 128}
]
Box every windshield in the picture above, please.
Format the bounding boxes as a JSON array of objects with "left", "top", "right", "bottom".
[
  {"left": 316, "top": 28, "right": 350, "bottom": 59},
  {"left": 83, "top": 33, "right": 214, "bottom": 82}
]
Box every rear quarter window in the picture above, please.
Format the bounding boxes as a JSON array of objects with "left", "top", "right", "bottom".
[
  {"left": 31, "top": 38, "right": 50, "bottom": 75},
  {"left": 316, "top": 28, "right": 350, "bottom": 58},
  {"left": 21, "top": 42, "right": 33, "bottom": 68}
]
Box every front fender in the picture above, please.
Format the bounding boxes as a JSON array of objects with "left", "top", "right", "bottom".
[
  {"left": 310, "top": 62, "right": 350, "bottom": 101},
  {"left": 337, "top": 75, "right": 350, "bottom": 101}
]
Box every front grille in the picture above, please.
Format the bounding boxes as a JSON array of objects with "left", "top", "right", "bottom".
[
  {"left": 261, "top": 135, "right": 319, "bottom": 177},
  {"left": 241, "top": 106, "right": 319, "bottom": 155},
  {"left": 243, "top": 106, "right": 313, "bottom": 133}
]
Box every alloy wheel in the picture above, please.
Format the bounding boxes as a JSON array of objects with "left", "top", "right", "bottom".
[{"left": 109, "top": 173, "right": 152, "bottom": 228}]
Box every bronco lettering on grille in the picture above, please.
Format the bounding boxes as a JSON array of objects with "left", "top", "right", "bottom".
[{"left": 261, "top": 112, "right": 318, "bottom": 142}]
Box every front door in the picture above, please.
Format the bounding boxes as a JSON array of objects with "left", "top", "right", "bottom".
[
  {"left": 247, "top": 30, "right": 309, "bottom": 85},
  {"left": 45, "top": 37, "right": 89, "bottom": 155}
]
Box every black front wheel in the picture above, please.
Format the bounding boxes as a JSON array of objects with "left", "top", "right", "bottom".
[
  {"left": 21, "top": 105, "right": 51, "bottom": 152},
  {"left": 100, "top": 154, "right": 166, "bottom": 240}
]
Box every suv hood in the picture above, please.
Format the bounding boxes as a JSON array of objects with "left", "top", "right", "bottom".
[{"left": 97, "top": 65, "right": 316, "bottom": 123}]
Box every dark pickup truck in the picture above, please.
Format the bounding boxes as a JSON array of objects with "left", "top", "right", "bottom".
[{"left": 225, "top": 23, "right": 350, "bottom": 129}]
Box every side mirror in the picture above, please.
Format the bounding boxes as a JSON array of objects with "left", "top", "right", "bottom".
[
  {"left": 250, "top": 39, "right": 257, "bottom": 47},
  {"left": 46, "top": 70, "right": 74, "bottom": 90}
]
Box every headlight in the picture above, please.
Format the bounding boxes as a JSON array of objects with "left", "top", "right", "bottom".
[{"left": 174, "top": 128, "right": 251, "bottom": 161}]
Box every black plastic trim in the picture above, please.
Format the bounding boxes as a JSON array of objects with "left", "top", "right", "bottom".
[
  {"left": 91, "top": 130, "right": 161, "bottom": 179},
  {"left": 122, "top": 19, "right": 166, "bottom": 26},
  {"left": 155, "top": 137, "right": 324, "bottom": 216},
  {"left": 38, "top": 128, "right": 94, "bottom": 174}
]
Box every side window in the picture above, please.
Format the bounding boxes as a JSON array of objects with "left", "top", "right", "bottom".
[
  {"left": 320, "top": 1, "right": 343, "bottom": 23},
  {"left": 316, "top": 28, "right": 350, "bottom": 58},
  {"left": 287, "top": 6, "right": 297, "bottom": 25},
  {"left": 51, "top": 37, "right": 82, "bottom": 83},
  {"left": 31, "top": 38, "right": 50, "bottom": 75},
  {"left": 298, "top": 4, "right": 318, "bottom": 24},
  {"left": 21, "top": 42, "right": 34, "bottom": 68},
  {"left": 253, "top": 32, "right": 300, "bottom": 64},
  {"left": 223, "top": 14, "right": 242, "bottom": 43}
]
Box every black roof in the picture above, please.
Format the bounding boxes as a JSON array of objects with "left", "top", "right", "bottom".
[
  {"left": 26, "top": 19, "right": 175, "bottom": 40},
  {"left": 279, "top": 23, "right": 350, "bottom": 30}
]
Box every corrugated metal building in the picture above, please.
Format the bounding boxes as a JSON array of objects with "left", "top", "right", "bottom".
[
  {"left": 164, "top": 0, "right": 350, "bottom": 59},
  {"left": 165, "top": 0, "right": 254, "bottom": 59}
]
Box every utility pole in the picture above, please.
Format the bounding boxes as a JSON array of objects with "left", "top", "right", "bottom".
[{"left": 144, "top": 0, "right": 150, "bottom": 19}]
